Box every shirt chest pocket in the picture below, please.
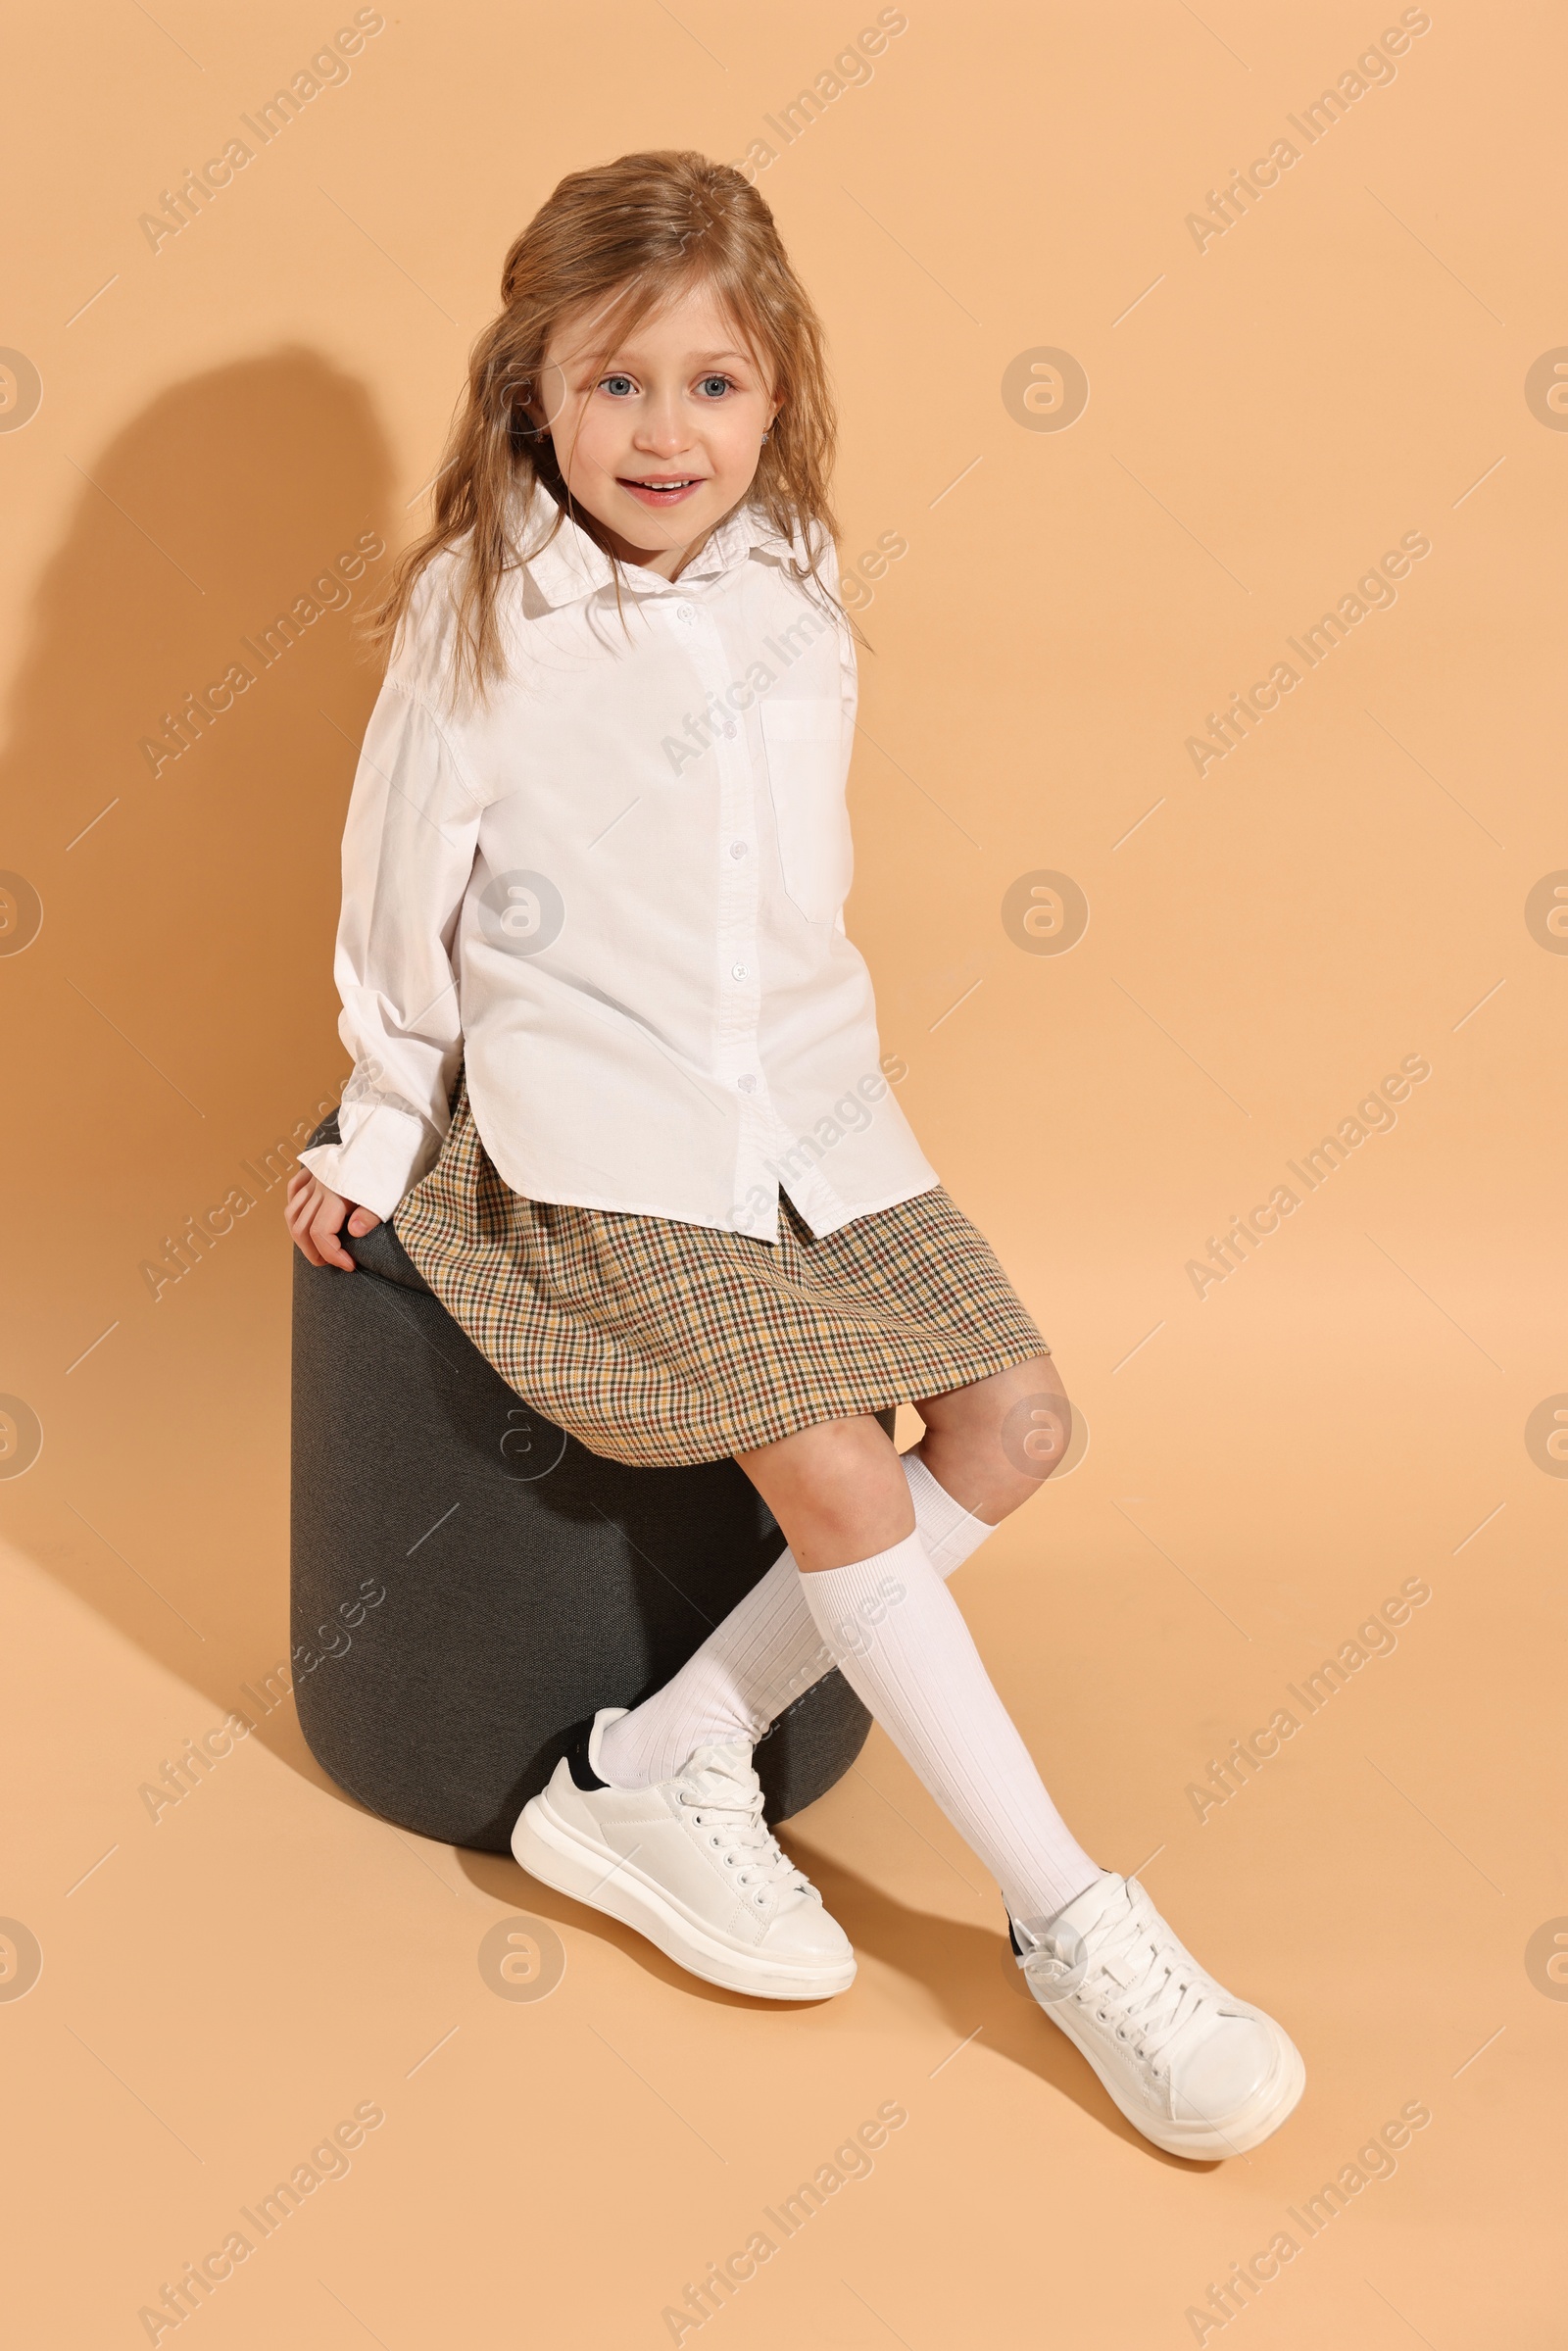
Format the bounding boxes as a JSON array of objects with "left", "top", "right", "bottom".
[{"left": 760, "top": 698, "right": 854, "bottom": 926}]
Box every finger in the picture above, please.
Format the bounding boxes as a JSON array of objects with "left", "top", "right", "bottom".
[
  {"left": 288, "top": 1193, "right": 329, "bottom": 1267},
  {"left": 345, "top": 1208, "right": 383, "bottom": 1236},
  {"left": 310, "top": 1206, "right": 357, "bottom": 1272},
  {"left": 285, "top": 1188, "right": 318, "bottom": 1247}
]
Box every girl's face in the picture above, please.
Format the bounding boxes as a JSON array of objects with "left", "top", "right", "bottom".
[{"left": 526, "top": 282, "right": 780, "bottom": 580}]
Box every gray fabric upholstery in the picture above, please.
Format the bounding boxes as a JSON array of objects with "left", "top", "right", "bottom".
[{"left": 290, "top": 1112, "right": 873, "bottom": 1849}]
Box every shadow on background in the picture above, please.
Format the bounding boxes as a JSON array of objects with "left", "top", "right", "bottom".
[
  {"left": 1, "top": 348, "right": 395, "bottom": 1731},
  {"left": 449, "top": 1828, "right": 1211, "bottom": 2166}
]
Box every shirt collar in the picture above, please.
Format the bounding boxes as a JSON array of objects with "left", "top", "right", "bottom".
[{"left": 509, "top": 479, "right": 796, "bottom": 610}]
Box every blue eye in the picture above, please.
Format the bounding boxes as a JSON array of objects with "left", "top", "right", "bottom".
[
  {"left": 599, "top": 374, "right": 635, "bottom": 397},
  {"left": 697, "top": 374, "right": 732, "bottom": 399}
]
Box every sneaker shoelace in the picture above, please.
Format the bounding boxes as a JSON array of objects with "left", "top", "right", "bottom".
[
  {"left": 675, "top": 1752, "right": 810, "bottom": 1902},
  {"left": 1036, "top": 1884, "right": 1211, "bottom": 2069}
]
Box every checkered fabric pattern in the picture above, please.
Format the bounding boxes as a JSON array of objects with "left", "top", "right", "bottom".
[{"left": 393, "top": 1068, "right": 1049, "bottom": 1469}]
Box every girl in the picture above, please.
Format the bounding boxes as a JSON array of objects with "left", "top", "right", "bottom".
[{"left": 287, "top": 150, "right": 1302, "bottom": 2160}]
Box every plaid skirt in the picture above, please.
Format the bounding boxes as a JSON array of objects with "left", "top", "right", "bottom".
[{"left": 392, "top": 1067, "right": 1048, "bottom": 1468}]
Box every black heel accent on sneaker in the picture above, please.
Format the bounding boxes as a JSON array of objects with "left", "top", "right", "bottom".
[
  {"left": 564, "top": 1719, "right": 609, "bottom": 1791},
  {"left": 1007, "top": 1917, "right": 1025, "bottom": 1959}
]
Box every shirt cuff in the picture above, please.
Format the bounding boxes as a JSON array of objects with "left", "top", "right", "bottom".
[{"left": 296, "top": 1101, "right": 439, "bottom": 1223}]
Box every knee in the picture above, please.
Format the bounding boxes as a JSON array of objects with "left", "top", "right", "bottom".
[
  {"left": 795, "top": 1442, "right": 873, "bottom": 1540},
  {"left": 919, "top": 1356, "right": 1072, "bottom": 1519},
  {"left": 998, "top": 1377, "right": 1073, "bottom": 1488},
  {"left": 746, "top": 1416, "right": 912, "bottom": 1567}
]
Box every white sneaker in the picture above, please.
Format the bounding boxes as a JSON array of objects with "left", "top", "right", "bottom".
[
  {"left": 511, "top": 1707, "right": 857, "bottom": 2000},
  {"left": 1012, "top": 1871, "right": 1305, "bottom": 2158}
]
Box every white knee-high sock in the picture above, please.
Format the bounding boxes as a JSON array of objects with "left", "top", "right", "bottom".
[
  {"left": 903, "top": 1451, "right": 995, "bottom": 1577},
  {"left": 595, "top": 1451, "right": 997, "bottom": 1790},
  {"left": 799, "top": 1530, "right": 1101, "bottom": 1923}
]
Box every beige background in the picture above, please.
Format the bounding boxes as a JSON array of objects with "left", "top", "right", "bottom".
[{"left": 2, "top": 3, "right": 1564, "bottom": 2343}]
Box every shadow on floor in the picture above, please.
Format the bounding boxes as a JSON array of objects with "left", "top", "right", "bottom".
[{"left": 448, "top": 1813, "right": 1214, "bottom": 2171}]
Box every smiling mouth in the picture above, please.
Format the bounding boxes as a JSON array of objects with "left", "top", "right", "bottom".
[{"left": 619, "top": 475, "right": 707, "bottom": 499}]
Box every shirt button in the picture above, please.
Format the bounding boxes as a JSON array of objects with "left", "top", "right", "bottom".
[
  {"left": 731, "top": 961, "right": 749, "bottom": 980},
  {"left": 729, "top": 840, "right": 749, "bottom": 859},
  {"left": 675, "top": 604, "right": 696, "bottom": 624},
  {"left": 737, "top": 1074, "right": 758, "bottom": 1093}
]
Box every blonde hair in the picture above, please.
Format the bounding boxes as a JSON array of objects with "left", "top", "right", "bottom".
[{"left": 368, "top": 150, "right": 843, "bottom": 694}]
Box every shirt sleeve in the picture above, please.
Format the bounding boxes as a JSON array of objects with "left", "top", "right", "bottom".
[
  {"left": 297, "top": 674, "right": 484, "bottom": 1220},
  {"left": 824, "top": 536, "right": 858, "bottom": 936},
  {"left": 824, "top": 535, "right": 859, "bottom": 746}
]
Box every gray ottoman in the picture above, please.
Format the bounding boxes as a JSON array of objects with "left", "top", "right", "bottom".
[{"left": 290, "top": 1111, "right": 873, "bottom": 1851}]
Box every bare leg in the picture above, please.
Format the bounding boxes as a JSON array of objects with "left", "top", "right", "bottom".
[
  {"left": 733, "top": 1411, "right": 912, "bottom": 1572},
  {"left": 911, "top": 1354, "right": 1071, "bottom": 1527},
  {"left": 733, "top": 1353, "right": 1065, "bottom": 1568}
]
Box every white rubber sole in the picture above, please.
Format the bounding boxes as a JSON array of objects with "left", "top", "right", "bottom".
[
  {"left": 511, "top": 1788, "right": 857, "bottom": 2002},
  {"left": 1042, "top": 2004, "right": 1306, "bottom": 2159}
]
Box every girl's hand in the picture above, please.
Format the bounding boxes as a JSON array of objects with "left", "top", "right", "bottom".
[{"left": 285, "top": 1166, "right": 382, "bottom": 1271}]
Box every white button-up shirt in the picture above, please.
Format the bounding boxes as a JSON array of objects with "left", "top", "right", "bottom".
[{"left": 298, "top": 485, "right": 937, "bottom": 1241}]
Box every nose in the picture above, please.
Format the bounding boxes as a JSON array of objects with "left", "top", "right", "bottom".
[{"left": 630, "top": 388, "right": 693, "bottom": 460}]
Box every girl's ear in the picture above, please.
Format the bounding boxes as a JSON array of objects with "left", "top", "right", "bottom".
[
  {"left": 506, "top": 390, "right": 546, "bottom": 453},
  {"left": 496, "top": 364, "right": 542, "bottom": 437},
  {"left": 501, "top": 349, "right": 570, "bottom": 442}
]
